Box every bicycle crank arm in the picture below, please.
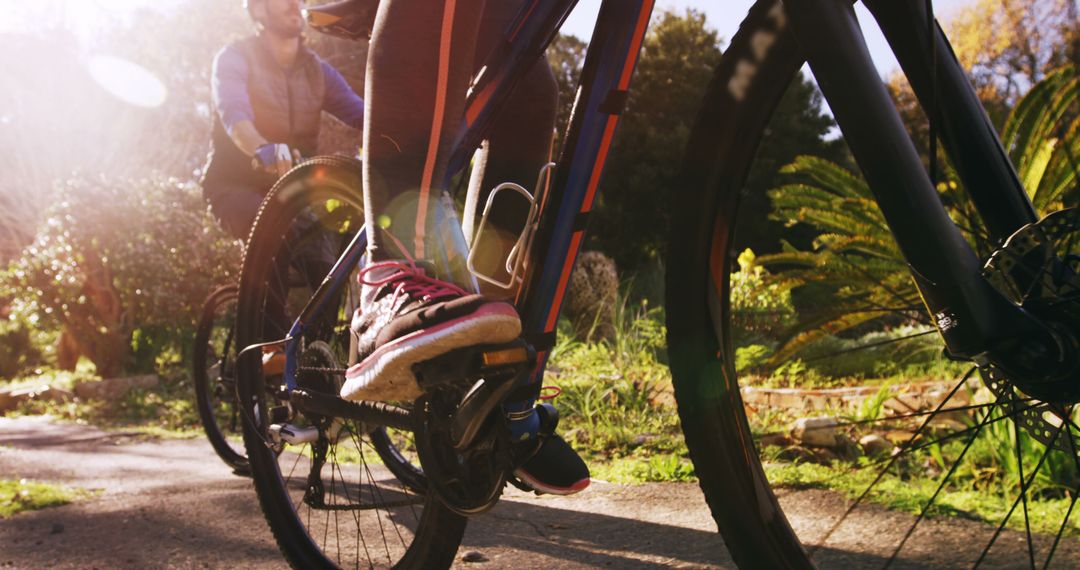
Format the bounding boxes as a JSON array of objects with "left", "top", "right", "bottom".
[
  {"left": 412, "top": 339, "right": 537, "bottom": 449},
  {"left": 288, "top": 389, "right": 415, "bottom": 432}
]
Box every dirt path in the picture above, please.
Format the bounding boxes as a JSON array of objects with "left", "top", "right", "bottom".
[{"left": 2, "top": 416, "right": 1078, "bottom": 569}]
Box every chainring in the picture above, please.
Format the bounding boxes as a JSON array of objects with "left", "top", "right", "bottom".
[
  {"left": 413, "top": 387, "right": 511, "bottom": 516},
  {"left": 980, "top": 208, "right": 1080, "bottom": 453}
]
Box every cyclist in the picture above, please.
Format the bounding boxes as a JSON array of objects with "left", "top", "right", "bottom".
[
  {"left": 202, "top": 0, "right": 364, "bottom": 236},
  {"left": 201, "top": 0, "right": 365, "bottom": 369},
  {"left": 339, "top": 0, "right": 590, "bottom": 495}
]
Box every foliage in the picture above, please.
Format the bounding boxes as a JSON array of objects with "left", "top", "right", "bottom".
[
  {"left": 12, "top": 367, "right": 205, "bottom": 437},
  {"left": 548, "top": 32, "right": 588, "bottom": 140},
  {"left": 757, "top": 65, "right": 1080, "bottom": 363},
  {"left": 548, "top": 289, "right": 689, "bottom": 483},
  {"left": 3, "top": 175, "right": 240, "bottom": 376},
  {"left": 730, "top": 249, "right": 796, "bottom": 342},
  {"left": 0, "top": 479, "right": 87, "bottom": 519},
  {"left": 0, "top": 0, "right": 249, "bottom": 262},
  {"left": 946, "top": 0, "right": 1079, "bottom": 109},
  {"left": 0, "top": 313, "right": 43, "bottom": 380}
]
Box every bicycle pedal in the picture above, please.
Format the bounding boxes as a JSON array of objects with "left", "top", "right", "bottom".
[
  {"left": 270, "top": 423, "right": 319, "bottom": 445},
  {"left": 412, "top": 339, "right": 535, "bottom": 389}
]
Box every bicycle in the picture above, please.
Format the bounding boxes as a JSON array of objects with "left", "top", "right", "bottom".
[
  {"left": 193, "top": 179, "right": 426, "bottom": 486},
  {"left": 232, "top": 0, "right": 1080, "bottom": 568},
  {"left": 193, "top": 283, "right": 248, "bottom": 473}
]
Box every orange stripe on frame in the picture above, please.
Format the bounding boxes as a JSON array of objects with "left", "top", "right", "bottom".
[
  {"left": 544, "top": 231, "right": 584, "bottom": 331},
  {"left": 620, "top": 0, "right": 654, "bottom": 90},
  {"left": 465, "top": 82, "right": 494, "bottom": 127},
  {"left": 415, "top": 0, "right": 459, "bottom": 258},
  {"left": 581, "top": 116, "right": 618, "bottom": 212}
]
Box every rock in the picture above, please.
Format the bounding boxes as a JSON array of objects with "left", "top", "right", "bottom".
[
  {"left": 928, "top": 418, "right": 967, "bottom": 436},
  {"left": 758, "top": 432, "right": 792, "bottom": 448},
  {"left": 882, "top": 429, "right": 917, "bottom": 446},
  {"left": 460, "top": 550, "right": 488, "bottom": 563},
  {"left": 809, "top": 447, "right": 839, "bottom": 464},
  {"left": 790, "top": 416, "right": 841, "bottom": 448},
  {"left": 0, "top": 385, "right": 73, "bottom": 414},
  {"left": 859, "top": 434, "right": 895, "bottom": 457},
  {"left": 777, "top": 445, "right": 816, "bottom": 463},
  {"left": 73, "top": 374, "right": 159, "bottom": 401}
]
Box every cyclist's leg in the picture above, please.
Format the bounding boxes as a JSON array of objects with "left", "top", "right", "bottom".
[
  {"left": 361, "top": 0, "right": 484, "bottom": 261},
  {"left": 469, "top": 2, "right": 559, "bottom": 293},
  {"left": 204, "top": 183, "right": 265, "bottom": 242},
  {"left": 204, "top": 183, "right": 290, "bottom": 341},
  {"left": 466, "top": 1, "right": 588, "bottom": 496},
  {"left": 347, "top": 0, "right": 522, "bottom": 403}
]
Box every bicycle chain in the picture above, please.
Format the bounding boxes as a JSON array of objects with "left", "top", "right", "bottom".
[{"left": 296, "top": 366, "right": 348, "bottom": 376}]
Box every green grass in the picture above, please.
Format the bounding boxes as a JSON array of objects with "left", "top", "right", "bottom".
[
  {"left": 547, "top": 297, "right": 693, "bottom": 484},
  {"left": 0, "top": 479, "right": 89, "bottom": 518},
  {"left": 765, "top": 458, "right": 1080, "bottom": 538}
]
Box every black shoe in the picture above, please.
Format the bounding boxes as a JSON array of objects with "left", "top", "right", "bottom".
[{"left": 514, "top": 404, "right": 590, "bottom": 495}]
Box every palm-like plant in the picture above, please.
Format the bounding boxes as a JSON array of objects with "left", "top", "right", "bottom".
[{"left": 758, "top": 66, "right": 1080, "bottom": 365}]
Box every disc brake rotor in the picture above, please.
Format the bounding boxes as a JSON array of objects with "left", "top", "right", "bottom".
[{"left": 981, "top": 208, "right": 1080, "bottom": 453}]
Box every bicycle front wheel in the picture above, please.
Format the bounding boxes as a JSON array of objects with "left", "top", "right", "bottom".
[
  {"left": 669, "top": 1, "right": 1080, "bottom": 568},
  {"left": 234, "top": 157, "right": 465, "bottom": 569}
]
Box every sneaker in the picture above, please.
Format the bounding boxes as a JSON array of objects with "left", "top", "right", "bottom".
[
  {"left": 340, "top": 260, "right": 521, "bottom": 402},
  {"left": 514, "top": 404, "right": 590, "bottom": 495}
]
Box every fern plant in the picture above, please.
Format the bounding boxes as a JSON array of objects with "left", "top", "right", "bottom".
[{"left": 759, "top": 66, "right": 1080, "bottom": 363}]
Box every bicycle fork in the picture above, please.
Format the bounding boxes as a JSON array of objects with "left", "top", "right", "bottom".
[{"left": 783, "top": 0, "right": 1075, "bottom": 387}]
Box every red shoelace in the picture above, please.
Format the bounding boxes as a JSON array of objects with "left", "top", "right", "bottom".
[{"left": 358, "top": 259, "right": 468, "bottom": 306}]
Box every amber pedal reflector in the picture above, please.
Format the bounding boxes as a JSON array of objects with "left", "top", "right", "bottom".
[{"left": 481, "top": 347, "right": 528, "bottom": 367}]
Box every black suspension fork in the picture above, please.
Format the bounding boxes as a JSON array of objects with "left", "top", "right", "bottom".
[
  {"left": 781, "top": 0, "right": 1044, "bottom": 359},
  {"left": 863, "top": 0, "right": 1038, "bottom": 244}
]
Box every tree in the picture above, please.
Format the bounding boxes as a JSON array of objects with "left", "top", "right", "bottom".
[
  {"left": 587, "top": 10, "right": 723, "bottom": 275},
  {"left": 548, "top": 33, "right": 588, "bottom": 139},
  {"left": 947, "top": 0, "right": 1078, "bottom": 106},
  {"left": 586, "top": 9, "right": 840, "bottom": 276}
]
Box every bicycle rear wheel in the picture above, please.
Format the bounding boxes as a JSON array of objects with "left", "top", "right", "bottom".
[
  {"left": 235, "top": 157, "right": 465, "bottom": 569},
  {"left": 193, "top": 284, "right": 248, "bottom": 474},
  {"left": 669, "top": 1, "right": 1080, "bottom": 568}
]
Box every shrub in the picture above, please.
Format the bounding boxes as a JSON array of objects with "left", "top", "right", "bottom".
[
  {"left": 0, "top": 314, "right": 42, "bottom": 380},
  {"left": 731, "top": 248, "right": 797, "bottom": 343},
  {"left": 3, "top": 174, "right": 241, "bottom": 377}
]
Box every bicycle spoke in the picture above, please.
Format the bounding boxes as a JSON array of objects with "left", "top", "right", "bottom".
[
  {"left": 809, "top": 369, "right": 975, "bottom": 553},
  {"left": 883, "top": 401, "right": 996, "bottom": 568},
  {"left": 799, "top": 328, "right": 938, "bottom": 365},
  {"left": 1043, "top": 415, "right": 1080, "bottom": 569},
  {"left": 355, "top": 429, "right": 396, "bottom": 565},
  {"left": 869, "top": 399, "right": 1045, "bottom": 468},
  {"left": 974, "top": 418, "right": 1065, "bottom": 568},
  {"left": 1014, "top": 406, "right": 1036, "bottom": 569},
  {"left": 753, "top": 397, "right": 1026, "bottom": 440},
  {"left": 813, "top": 388, "right": 1045, "bottom": 553},
  {"left": 327, "top": 443, "right": 339, "bottom": 564}
]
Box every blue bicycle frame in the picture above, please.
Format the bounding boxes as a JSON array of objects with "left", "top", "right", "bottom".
[{"left": 282, "top": 0, "right": 656, "bottom": 431}]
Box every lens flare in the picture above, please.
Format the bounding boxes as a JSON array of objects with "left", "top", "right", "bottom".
[{"left": 87, "top": 55, "right": 167, "bottom": 108}]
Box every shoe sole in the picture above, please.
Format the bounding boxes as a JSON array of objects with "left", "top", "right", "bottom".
[
  {"left": 340, "top": 303, "right": 521, "bottom": 402},
  {"left": 513, "top": 468, "right": 591, "bottom": 496}
]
